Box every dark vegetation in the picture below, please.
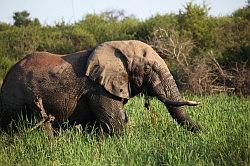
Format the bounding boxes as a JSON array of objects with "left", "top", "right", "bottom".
[{"left": 0, "top": 2, "right": 249, "bottom": 94}]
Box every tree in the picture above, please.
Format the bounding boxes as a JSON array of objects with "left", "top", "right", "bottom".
[
  {"left": 0, "top": 22, "right": 11, "bottom": 31},
  {"left": 13, "top": 10, "right": 40, "bottom": 27},
  {"left": 101, "top": 9, "right": 126, "bottom": 21},
  {"left": 232, "top": 6, "right": 250, "bottom": 20},
  {"left": 13, "top": 10, "right": 31, "bottom": 27},
  {"left": 177, "top": 2, "right": 216, "bottom": 50}
]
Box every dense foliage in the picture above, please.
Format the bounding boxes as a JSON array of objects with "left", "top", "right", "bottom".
[{"left": 0, "top": 3, "right": 249, "bottom": 93}]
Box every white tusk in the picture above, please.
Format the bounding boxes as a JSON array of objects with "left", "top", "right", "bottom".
[{"left": 187, "top": 100, "right": 200, "bottom": 106}]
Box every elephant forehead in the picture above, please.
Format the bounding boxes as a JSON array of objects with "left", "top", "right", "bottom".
[{"left": 104, "top": 40, "right": 167, "bottom": 68}]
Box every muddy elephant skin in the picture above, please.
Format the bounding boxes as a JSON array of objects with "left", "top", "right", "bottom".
[{"left": 0, "top": 40, "right": 200, "bottom": 133}]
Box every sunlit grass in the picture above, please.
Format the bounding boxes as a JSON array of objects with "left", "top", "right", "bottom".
[{"left": 0, "top": 94, "right": 249, "bottom": 166}]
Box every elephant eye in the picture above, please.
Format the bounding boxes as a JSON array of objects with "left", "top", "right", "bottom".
[{"left": 144, "top": 65, "right": 151, "bottom": 73}]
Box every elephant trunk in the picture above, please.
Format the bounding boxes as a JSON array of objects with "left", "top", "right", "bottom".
[{"left": 151, "top": 67, "right": 201, "bottom": 132}]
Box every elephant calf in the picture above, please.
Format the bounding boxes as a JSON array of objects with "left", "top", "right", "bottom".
[{"left": 0, "top": 40, "right": 200, "bottom": 134}]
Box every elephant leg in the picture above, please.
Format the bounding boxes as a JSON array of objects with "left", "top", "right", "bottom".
[
  {"left": 86, "top": 91, "right": 127, "bottom": 134},
  {"left": 67, "top": 97, "right": 96, "bottom": 132}
]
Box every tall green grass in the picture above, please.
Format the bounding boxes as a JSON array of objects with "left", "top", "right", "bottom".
[{"left": 0, "top": 94, "right": 249, "bottom": 166}]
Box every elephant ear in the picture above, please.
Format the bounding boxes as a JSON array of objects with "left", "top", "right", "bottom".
[{"left": 85, "top": 43, "right": 130, "bottom": 99}]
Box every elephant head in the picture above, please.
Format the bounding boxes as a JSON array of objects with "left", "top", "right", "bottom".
[{"left": 85, "top": 40, "right": 200, "bottom": 132}]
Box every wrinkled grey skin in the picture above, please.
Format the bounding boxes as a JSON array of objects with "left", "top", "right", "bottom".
[
  {"left": 0, "top": 40, "right": 200, "bottom": 133},
  {"left": 0, "top": 50, "right": 126, "bottom": 133}
]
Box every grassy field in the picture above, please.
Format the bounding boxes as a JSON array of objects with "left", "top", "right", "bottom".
[{"left": 0, "top": 94, "right": 249, "bottom": 166}]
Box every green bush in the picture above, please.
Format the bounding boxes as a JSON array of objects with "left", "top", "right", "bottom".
[
  {"left": 35, "top": 26, "right": 96, "bottom": 54},
  {"left": 78, "top": 13, "right": 140, "bottom": 43},
  {"left": 136, "top": 13, "right": 177, "bottom": 40},
  {"left": 0, "top": 26, "right": 41, "bottom": 57},
  {"left": 0, "top": 4, "right": 249, "bottom": 93},
  {"left": 0, "top": 25, "right": 97, "bottom": 57},
  {"left": 0, "top": 56, "right": 17, "bottom": 82}
]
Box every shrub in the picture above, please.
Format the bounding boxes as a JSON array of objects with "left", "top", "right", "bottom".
[
  {"left": 78, "top": 13, "right": 140, "bottom": 43},
  {"left": 0, "top": 4, "right": 249, "bottom": 94}
]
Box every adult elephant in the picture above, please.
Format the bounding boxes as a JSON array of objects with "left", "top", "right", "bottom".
[{"left": 0, "top": 40, "right": 200, "bottom": 134}]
